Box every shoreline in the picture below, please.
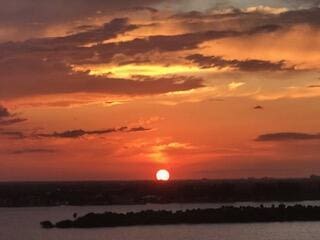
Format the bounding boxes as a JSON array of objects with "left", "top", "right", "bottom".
[{"left": 41, "top": 204, "right": 320, "bottom": 229}]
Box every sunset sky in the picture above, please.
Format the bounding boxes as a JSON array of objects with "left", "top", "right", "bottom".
[{"left": 0, "top": 0, "right": 320, "bottom": 181}]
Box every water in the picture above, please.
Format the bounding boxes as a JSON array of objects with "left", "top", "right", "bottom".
[{"left": 1, "top": 201, "right": 320, "bottom": 240}]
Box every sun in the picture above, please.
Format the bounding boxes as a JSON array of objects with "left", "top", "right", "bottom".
[{"left": 156, "top": 169, "right": 170, "bottom": 181}]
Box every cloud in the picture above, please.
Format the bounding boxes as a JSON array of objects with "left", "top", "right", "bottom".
[
  {"left": 186, "top": 54, "right": 293, "bottom": 71},
  {"left": 0, "top": 58, "right": 204, "bottom": 99},
  {"left": 308, "top": 85, "right": 320, "bottom": 88},
  {"left": 0, "top": 0, "right": 166, "bottom": 41},
  {"left": 228, "top": 82, "right": 245, "bottom": 90},
  {"left": 4, "top": 1, "right": 316, "bottom": 40},
  {"left": 0, "top": 131, "right": 25, "bottom": 139},
  {"left": 171, "top": 6, "right": 287, "bottom": 20},
  {"left": 124, "top": 6, "right": 159, "bottom": 13},
  {"left": 0, "top": 105, "right": 10, "bottom": 118},
  {"left": 0, "top": 5, "right": 316, "bottom": 105},
  {"left": 0, "top": 105, "right": 27, "bottom": 125},
  {"left": 284, "top": 0, "right": 320, "bottom": 8},
  {"left": 256, "top": 132, "right": 320, "bottom": 141},
  {"left": 10, "top": 148, "right": 57, "bottom": 154},
  {"left": 0, "top": 16, "right": 285, "bottom": 101},
  {"left": 88, "top": 24, "right": 279, "bottom": 59},
  {"left": 128, "top": 126, "right": 151, "bottom": 132},
  {"left": 244, "top": 6, "right": 288, "bottom": 14},
  {"left": 0, "top": 20, "right": 280, "bottom": 65},
  {"left": 0, "top": 18, "right": 140, "bottom": 65},
  {"left": 254, "top": 105, "right": 264, "bottom": 110},
  {"left": 0, "top": 118, "right": 27, "bottom": 126},
  {"left": 29, "top": 18, "right": 138, "bottom": 47},
  {"left": 278, "top": 7, "right": 320, "bottom": 27},
  {"left": 172, "top": 7, "right": 320, "bottom": 28},
  {"left": 37, "top": 126, "right": 150, "bottom": 138},
  {"left": 0, "top": 0, "right": 163, "bottom": 24}
]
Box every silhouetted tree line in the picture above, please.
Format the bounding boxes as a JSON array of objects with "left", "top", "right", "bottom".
[
  {"left": 2, "top": 177, "right": 320, "bottom": 207},
  {"left": 41, "top": 204, "right": 320, "bottom": 228}
]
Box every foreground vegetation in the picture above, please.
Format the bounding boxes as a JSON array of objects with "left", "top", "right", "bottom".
[{"left": 41, "top": 204, "right": 320, "bottom": 228}]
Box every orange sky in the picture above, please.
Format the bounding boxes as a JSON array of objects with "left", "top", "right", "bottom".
[{"left": 0, "top": 0, "right": 320, "bottom": 181}]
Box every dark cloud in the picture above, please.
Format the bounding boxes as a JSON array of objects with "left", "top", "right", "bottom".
[
  {"left": 171, "top": 10, "right": 209, "bottom": 20},
  {"left": 1, "top": 0, "right": 317, "bottom": 30},
  {"left": 186, "top": 54, "right": 292, "bottom": 72},
  {"left": 1, "top": 1, "right": 319, "bottom": 43},
  {"left": 0, "top": 14, "right": 291, "bottom": 100},
  {"left": 28, "top": 18, "right": 138, "bottom": 47},
  {"left": 0, "top": 18, "right": 138, "bottom": 62},
  {"left": 0, "top": 0, "right": 163, "bottom": 24},
  {"left": 10, "top": 148, "right": 57, "bottom": 154},
  {"left": 278, "top": 7, "right": 320, "bottom": 26},
  {"left": 37, "top": 129, "right": 88, "bottom": 138},
  {"left": 308, "top": 85, "right": 320, "bottom": 88},
  {"left": 254, "top": 105, "right": 264, "bottom": 110},
  {"left": 256, "top": 132, "right": 320, "bottom": 141},
  {"left": 0, "top": 57, "right": 204, "bottom": 99},
  {"left": 128, "top": 126, "right": 150, "bottom": 132},
  {"left": 0, "top": 118, "right": 27, "bottom": 126},
  {"left": 125, "top": 6, "right": 158, "bottom": 13},
  {"left": 3, "top": 29, "right": 239, "bottom": 63},
  {"left": 0, "top": 131, "right": 25, "bottom": 139},
  {"left": 71, "top": 25, "right": 97, "bottom": 33},
  {"left": 171, "top": 8, "right": 281, "bottom": 25},
  {"left": 247, "top": 24, "right": 282, "bottom": 34},
  {"left": 0, "top": 0, "right": 167, "bottom": 41},
  {"left": 171, "top": 7, "right": 320, "bottom": 35},
  {"left": 0, "top": 105, "right": 27, "bottom": 125},
  {"left": 86, "top": 25, "right": 279, "bottom": 62},
  {"left": 0, "top": 19, "right": 280, "bottom": 64},
  {"left": 0, "top": 106, "right": 11, "bottom": 118},
  {"left": 1, "top": 15, "right": 219, "bottom": 99},
  {"left": 37, "top": 126, "right": 150, "bottom": 138},
  {"left": 283, "top": 0, "right": 320, "bottom": 7}
]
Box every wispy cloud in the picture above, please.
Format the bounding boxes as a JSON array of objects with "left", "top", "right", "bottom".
[
  {"left": 256, "top": 132, "right": 320, "bottom": 141},
  {"left": 37, "top": 126, "right": 151, "bottom": 138},
  {"left": 0, "top": 105, "right": 27, "bottom": 126},
  {"left": 253, "top": 105, "right": 264, "bottom": 110},
  {"left": 10, "top": 148, "right": 57, "bottom": 155},
  {"left": 228, "top": 82, "right": 246, "bottom": 90},
  {"left": 186, "top": 54, "right": 293, "bottom": 72},
  {"left": 0, "top": 131, "right": 25, "bottom": 139}
]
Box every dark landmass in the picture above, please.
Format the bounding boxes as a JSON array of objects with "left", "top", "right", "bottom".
[
  {"left": 2, "top": 176, "right": 320, "bottom": 207},
  {"left": 41, "top": 204, "right": 320, "bottom": 228}
]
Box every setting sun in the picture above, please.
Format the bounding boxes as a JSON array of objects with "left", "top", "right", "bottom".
[{"left": 156, "top": 169, "right": 170, "bottom": 181}]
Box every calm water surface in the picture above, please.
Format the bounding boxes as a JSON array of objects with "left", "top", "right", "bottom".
[{"left": 1, "top": 201, "right": 320, "bottom": 240}]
